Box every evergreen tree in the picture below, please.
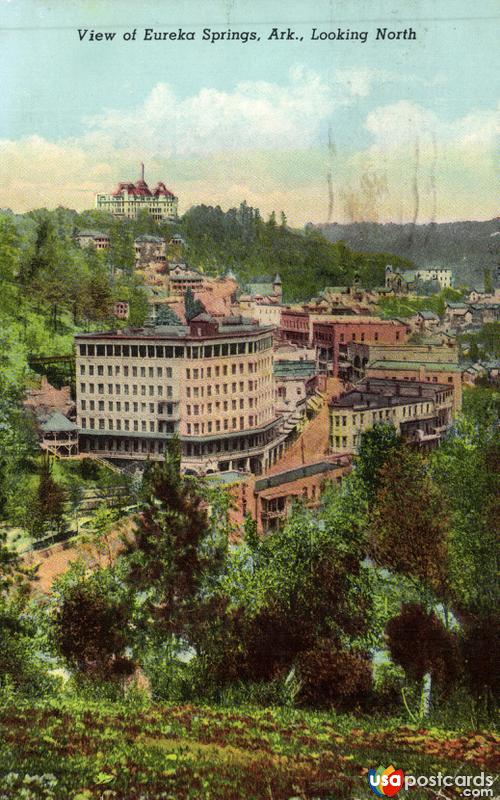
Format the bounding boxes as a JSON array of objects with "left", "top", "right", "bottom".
[
  {"left": 155, "top": 305, "right": 182, "bottom": 326},
  {"left": 184, "top": 287, "right": 206, "bottom": 321},
  {"left": 33, "top": 454, "right": 67, "bottom": 539},
  {"left": 122, "top": 438, "right": 226, "bottom": 637}
]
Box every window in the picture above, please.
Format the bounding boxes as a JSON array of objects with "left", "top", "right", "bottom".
[{"left": 80, "top": 365, "right": 85, "bottom": 375}]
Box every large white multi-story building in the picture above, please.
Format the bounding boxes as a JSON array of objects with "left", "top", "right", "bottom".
[
  {"left": 96, "top": 164, "right": 178, "bottom": 221},
  {"left": 75, "top": 314, "right": 287, "bottom": 474}
]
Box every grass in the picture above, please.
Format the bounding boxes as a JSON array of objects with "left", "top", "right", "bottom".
[{"left": 0, "top": 697, "right": 498, "bottom": 799}]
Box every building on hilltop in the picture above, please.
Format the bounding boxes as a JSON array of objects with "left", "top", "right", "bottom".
[
  {"left": 329, "top": 378, "right": 455, "bottom": 454},
  {"left": 74, "top": 230, "right": 110, "bottom": 250},
  {"left": 75, "top": 314, "right": 287, "bottom": 475},
  {"left": 96, "top": 163, "right": 178, "bottom": 221},
  {"left": 385, "top": 264, "right": 453, "bottom": 293}
]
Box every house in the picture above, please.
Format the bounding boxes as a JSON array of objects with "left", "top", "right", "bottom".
[
  {"left": 134, "top": 234, "right": 167, "bottom": 267},
  {"left": 74, "top": 230, "right": 110, "bottom": 250},
  {"left": 245, "top": 274, "right": 282, "bottom": 301},
  {"left": 113, "top": 301, "right": 129, "bottom": 320},
  {"left": 416, "top": 310, "right": 440, "bottom": 332},
  {"left": 444, "top": 302, "right": 473, "bottom": 329}
]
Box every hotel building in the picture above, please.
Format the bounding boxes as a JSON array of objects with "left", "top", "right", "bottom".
[
  {"left": 96, "top": 164, "right": 178, "bottom": 221},
  {"left": 75, "top": 314, "right": 286, "bottom": 474}
]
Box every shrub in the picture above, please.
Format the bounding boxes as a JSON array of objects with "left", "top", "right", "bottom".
[
  {"left": 296, "top": 641, "right": 373, "bottom": 710},
  {"left": 386, "top": 603, "right": 460, "bottom": 690}
]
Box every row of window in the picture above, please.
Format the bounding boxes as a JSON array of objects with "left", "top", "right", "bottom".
[
  {"left": 80, "top": 400, "right": 174, "bottom": 415},
  {"left": 78, "top": 338, "right": 272, "bottom": 359},
  {"left": 83, "top": 437, "right": 173, "bottom": 455},
  {"left": 80, "top": 383, "right": 173, "bottom": 398},
  {"left": 186, "top": 416, "right": 259, "bottom": 435},
  {"left": 185, "top": 359, "right": 271, "bottom": 380},
  {"left": 80, "top": 364, "right": 172, "bottom": 378},
  {"left": 186, "top": 380, "right": 269, "bottom": 398},
  {"left": 187, "top": 398, "right": 252, "bottom": 414},
  {"left": 332, "top": 402, "right": 433, "bottom": 427},
  {"left": 81, "top": 418, "right": 175, "bottom": 433}
]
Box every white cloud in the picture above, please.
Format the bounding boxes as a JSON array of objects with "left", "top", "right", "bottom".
[{"left": 84, "top": 67, "right": 346, "bottom": 156}]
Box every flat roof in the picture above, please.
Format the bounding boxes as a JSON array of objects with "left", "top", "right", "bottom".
[
  {"left": 255, "top": 459, "right": 345, "bottom": 492},
  {"left": 369, "top": 360, "right": 462, "bottom": 372},
  {"left": 75, "top": 322, "right": 275, "bottom": 342}
]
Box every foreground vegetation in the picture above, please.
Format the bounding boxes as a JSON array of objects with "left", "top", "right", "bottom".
[{"left": 1, "top": 695, "right": 498, "bottom": 800}]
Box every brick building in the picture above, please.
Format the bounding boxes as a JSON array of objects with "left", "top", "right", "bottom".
[
  {"left": 312, "top": 317, "right": 410, "bottom": 377},
  {"left": 211, "top": 456, "right": 351, "bottom": 534},
  {"left": 75, "top": 315, "right": 286, "bottom": 474},
  {"left": 280, "top": 308, "right": 310, "bottom": 346}
]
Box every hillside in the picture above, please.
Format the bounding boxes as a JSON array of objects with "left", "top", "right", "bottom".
[
  {"left": 315, "top": 219, "right": 499, "bottom": 288},
  {"left": 175, "top": 204, "right": 414, "bottom": 301},
  {"left": 1, "top": 698, "right": 497, "bottom": 799}
]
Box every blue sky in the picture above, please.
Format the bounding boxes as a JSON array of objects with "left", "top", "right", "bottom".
[{"left": 0, "top": 0, "right": 498, "bottom": 223}]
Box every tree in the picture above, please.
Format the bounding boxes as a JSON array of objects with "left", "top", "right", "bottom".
[
  {"left": 0, "top": 215, "right": 21, "bottom": 316},
  {"left": 483, "top": 268, "right": 493, "bottom": 295},
  {"left": 430, "top": 414, "right": 499, "bottom": 621},
  {"left": 386, "top": 603, "right": 459, "bottom": 694},
  {"left": 108, "top": 221, "right": 135, "bottom": 275},
  {"left": 155, "top": 305, "right": 182, "bottom": 326},
  {"left": 354, "top": 423, "right": 402, "bottom": 505},
  {"left": 122, "top": 438, "right": 225, "bottom": 637},
  {"left": 52, "top": 563, "right": 135, "bottom": 681},
  {"left": 198, "top": 481, "right": 374, "bottom": 708},
  {"left": 461, "top": 614, "right": 499, "bottom": 718},
  {"left": 184, "top": 287, "right": 206, "bottom": 322},
  {"left": 33, "top": 454, "right": 67, "bottom": 539},
  {"left": 369, "top": 448, "right": 449, "bottom": 603}
]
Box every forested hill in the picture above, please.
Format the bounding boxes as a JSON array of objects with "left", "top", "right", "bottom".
[
  {"left": 175, "top": 204, "right": 413, "bottom": 301},
  {"left": 1, "top": 203, "right": 414, "bottom": 304},
  {"left": 315, "top": 219, "right": 499, "bottom": 289}
]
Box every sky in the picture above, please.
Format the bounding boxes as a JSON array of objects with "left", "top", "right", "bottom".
[{"left": 0, "top": 0, "right": 498, "bottom": 225}]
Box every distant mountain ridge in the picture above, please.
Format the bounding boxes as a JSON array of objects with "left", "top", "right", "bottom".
[{"left": 315, "top": 219, "right": 499, "bottom": 288}]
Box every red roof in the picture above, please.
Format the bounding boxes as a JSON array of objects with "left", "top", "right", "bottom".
[
  {"left": 111, "top": 179, "right": 175, "bottom": 198},
  {"left": 153, "top": 181, "right": 175, "bottom": 198}
]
